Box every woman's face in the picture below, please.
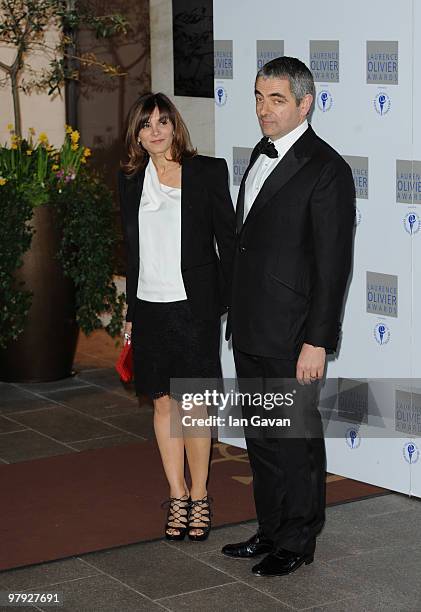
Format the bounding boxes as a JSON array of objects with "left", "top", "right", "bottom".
[{"left": 138, "top": 105, "right": 174, "bottom": 156}]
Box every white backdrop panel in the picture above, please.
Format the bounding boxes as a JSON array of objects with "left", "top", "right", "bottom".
[{"left": 214, "top": 0, "right": 419, "bottom": 494}]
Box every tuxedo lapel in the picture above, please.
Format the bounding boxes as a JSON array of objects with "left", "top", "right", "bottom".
[{"left": 239, "top": 126, "right": 316, "bottom": 233}]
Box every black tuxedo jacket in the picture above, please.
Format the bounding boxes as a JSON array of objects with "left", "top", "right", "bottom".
[
  {"left": 118, "top": 155, "right": 236, "bottom": 322},
  {"left": 227, "top": 125, "right": 355, "bottom": 359}
]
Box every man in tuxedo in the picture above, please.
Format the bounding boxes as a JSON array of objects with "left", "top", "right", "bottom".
[{"left": 222, "top": 57, "right": 355, "bottom": 576}]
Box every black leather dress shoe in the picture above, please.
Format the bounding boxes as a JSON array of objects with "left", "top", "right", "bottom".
[
  {"left": 252, "top": 548, "right": 314, "bottom": 576},
  {"left": 221, "top": 533, "right": 273, "bottom": 558}
]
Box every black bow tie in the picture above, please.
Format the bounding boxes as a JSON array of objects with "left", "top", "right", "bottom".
[{"left": 258, "top": 137, "right": 278, "bottom": 159}]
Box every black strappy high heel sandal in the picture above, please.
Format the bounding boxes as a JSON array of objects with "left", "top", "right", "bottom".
[
  {"left": 162, "top": 495, "right": 190, "bottom": 541},
  {"left": 188, "top": 495, "right": 212, "bottom": 542}
]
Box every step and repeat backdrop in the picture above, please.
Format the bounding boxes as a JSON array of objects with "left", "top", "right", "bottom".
[{"left": 214, "top": 0, "right": 421, "bottom": 497}]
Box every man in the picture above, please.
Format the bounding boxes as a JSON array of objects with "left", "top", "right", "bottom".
[{"left": 222, "top": 57, "right": 355, "bottom": 577}]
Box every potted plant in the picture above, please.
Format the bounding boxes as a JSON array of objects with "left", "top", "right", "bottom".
[
  {"left": 0, "top": 1, "right": 127, "bottom": 381},
  {"left": 0, "top": 124, "right": 125, "bottom": 381}
]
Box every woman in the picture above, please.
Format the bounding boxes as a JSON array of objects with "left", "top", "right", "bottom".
[{"left": 118, "top": 93, "right": 236, "bottom": 541}]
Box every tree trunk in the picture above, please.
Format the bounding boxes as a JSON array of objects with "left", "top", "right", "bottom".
[{"left": 10, "top": 71, "right": 22, "bottom": 137}]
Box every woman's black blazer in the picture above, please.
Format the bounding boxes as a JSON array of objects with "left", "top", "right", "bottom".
[{"left": 118, "top": 154, "right": 236, "bottom": 322}]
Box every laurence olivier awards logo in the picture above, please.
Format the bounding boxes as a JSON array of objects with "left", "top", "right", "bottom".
[
  {"left": 403, "top": 442, "right": 420, "bottom": 464},
  {"left": 343, "top": 156, "right": 368, "bottom": 200},
  {"left": 366, "top": 41, "right": 398, "bottom": 85},
  {"left": 215, "top": 86, "right": 227, "bottom": 106},
  {"left": 396, "top": 160, "right": 421, "bottom": 204},
  {"left": 316, "top": 90, "right": 333, "bottom": 112},
  {"left": 366, "top": 272, "right": 398, "bottom": 318},
  {"left": 374, "top": 322, "right": 391, "bottom": 345},
  {"left": 214, "top": 40, "right": 233, "bottom": 79},
  {"left": 345, "top": 428, "right": 361, "bottom": 449},
  {"left": 374, "top": 92, "right": 391, "bottom": 115},
  {"left": 395, "top": 390, "right": 421, "bottom": 436},
  {"left": 310, "top": 40, "right": 339, "bottom": 82},
  {"left": 338, "top": 379, "right": 369, "bottom": 425},
  {"left": 232, "top": 147, "right": 252, "bottom": 187},
  {"left": 256, "top": 40, "right": 284, "bottom": 71}
]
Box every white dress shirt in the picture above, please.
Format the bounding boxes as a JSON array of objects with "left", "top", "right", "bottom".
[
  {"left": 137, "top": 160, "right": 187, "bottom": 302},
  {"left": 243, "top": 120, "right": 309, "bottom": 221}
]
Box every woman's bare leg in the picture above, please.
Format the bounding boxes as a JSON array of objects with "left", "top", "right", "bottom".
[
  {"left": 154, "top": 395, "right": 189, "bottom": 535},
  {"left": 182, "top": 401, "right": 211, "bottom": 536}
]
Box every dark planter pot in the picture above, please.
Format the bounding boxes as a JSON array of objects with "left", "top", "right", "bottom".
[{"left": 0, "top": 204, "right": 79, "bottom": 383}]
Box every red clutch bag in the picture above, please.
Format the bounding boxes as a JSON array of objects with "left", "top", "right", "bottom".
[{"left": 115, "top": 340, "right": 133, "bottom": 383}]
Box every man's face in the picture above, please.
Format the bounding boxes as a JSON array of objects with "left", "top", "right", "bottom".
[{"left": 255, "top": 76, "right": 313, "bottom": 140}]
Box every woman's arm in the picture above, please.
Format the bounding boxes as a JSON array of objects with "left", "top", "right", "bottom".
[
  {"left": 210, "top": 159, "right": 236, "bottom": 307},
  {"left": 118, "top": 170, "right": 137, "bottom": 327}
]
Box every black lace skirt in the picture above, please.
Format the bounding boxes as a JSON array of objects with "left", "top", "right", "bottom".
[{"left": 131, "top": 298, "right": 222, "bottom": 399}]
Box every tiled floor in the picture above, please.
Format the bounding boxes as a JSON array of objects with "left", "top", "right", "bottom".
[
  {"left": 1, "top": 332, "right": 420, "bottom": 610},
  {"left": 0, "top": 331, "right": 153, "bottom": 463},
  {"left": 0, "top": 495, "right": 420, "bottom": 611}
]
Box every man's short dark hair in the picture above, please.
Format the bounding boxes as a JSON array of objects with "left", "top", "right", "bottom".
[{"left": 256, "top": 56, "right": 315, "bottom": 105}]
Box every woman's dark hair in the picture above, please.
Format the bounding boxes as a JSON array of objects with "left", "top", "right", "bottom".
[{"left": 121, "top": 92, "right": 197, "bottom": 175}]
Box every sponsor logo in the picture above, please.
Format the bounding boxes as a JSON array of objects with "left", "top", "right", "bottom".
[
  {"left": 403, "top": 442, "right": 420, "bottom": 464},
  {"left": 374, "top": 322, "right": 390, "bottom": 345},
  {"left": 257, "top": 40, "right": 284, "bottom": 70},
  {"left": 214, "top": 40, "right": 233, "bottom": 79},
  {"left": 374, "top": 92, "right": 391, "bottom": 115},
  {"left": 403, "top": 211, "right": 421, "bottom": 235},
  {"left": 395, "top": 390, "right": 421, "bottom": 436},
  {"left": 310, "top": 40, "right": 339, "bottom": 82},
  {"left": 367, "top": 41, "right": 398, "bottom": 84},
  {"left": 215, "top": 86, "right": 227, "bottom": 106},
  {"left": 232, "top": 147, "right": 253, "bottom": 187},
  {"left": 316, "top": 90, "right": 333, "bottom": 112},
  {"left": 345, "top": 427, "right": 361, "bottom": 449},
  {"left": 343, "top": 156, "right": 368, "bottom": 200},
  {"left": 338, "top": 379, "right": 368, "bottom": 425},
  {"left": 366, "top": 272, "right": 398, "bottom": 318},
  {"left": 396, "top": 160, "right": 421, "bottom": 204}
]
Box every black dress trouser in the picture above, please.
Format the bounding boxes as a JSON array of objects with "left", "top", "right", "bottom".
[{"left": 233, "top": 345, "right": 326, "bottom": 555}]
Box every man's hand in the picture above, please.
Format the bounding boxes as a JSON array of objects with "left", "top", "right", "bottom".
[{"left": 296, "top": 343, "right": 326, "bottom": 385}]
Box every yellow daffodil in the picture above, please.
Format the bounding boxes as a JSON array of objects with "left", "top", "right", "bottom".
[
  {"left": 80, "top": 157, "right": 87, "bottom": 164},
  {"left": 70, "top": 130, "right": 80, "bottom": 144},
  {"left": 11, "top": 134, "right": 18, "bottom": 143},
  {"left": 52, "top": 164, "right": 59, "bottom": 171},
  {"left": 0, "top": 177, "right": 7, "bottom": 186},
  {"left": 11, "top": 144, "right": 18, "bottom": 150},
  {"left": 38, "top": 132, "right": 49, "bottom": 144},
  {"left": 71, "top": 143, "right": 79, "bottom": 151},
  {"left": 7, "top": 123, "right": 13, "bottom": 131},
  {"left": 65, "top": 124, "right": 73, "bottom": 134},
  {"left": 83, "top": 147, "right": 91, "bottom": 158},
  {"left": 26, "top": 150, "right": 33, "bottom": 156}
]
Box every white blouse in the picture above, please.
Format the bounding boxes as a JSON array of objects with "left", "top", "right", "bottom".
[{"left": 137, "top": 159, "right": 187, "bottom": 302}]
